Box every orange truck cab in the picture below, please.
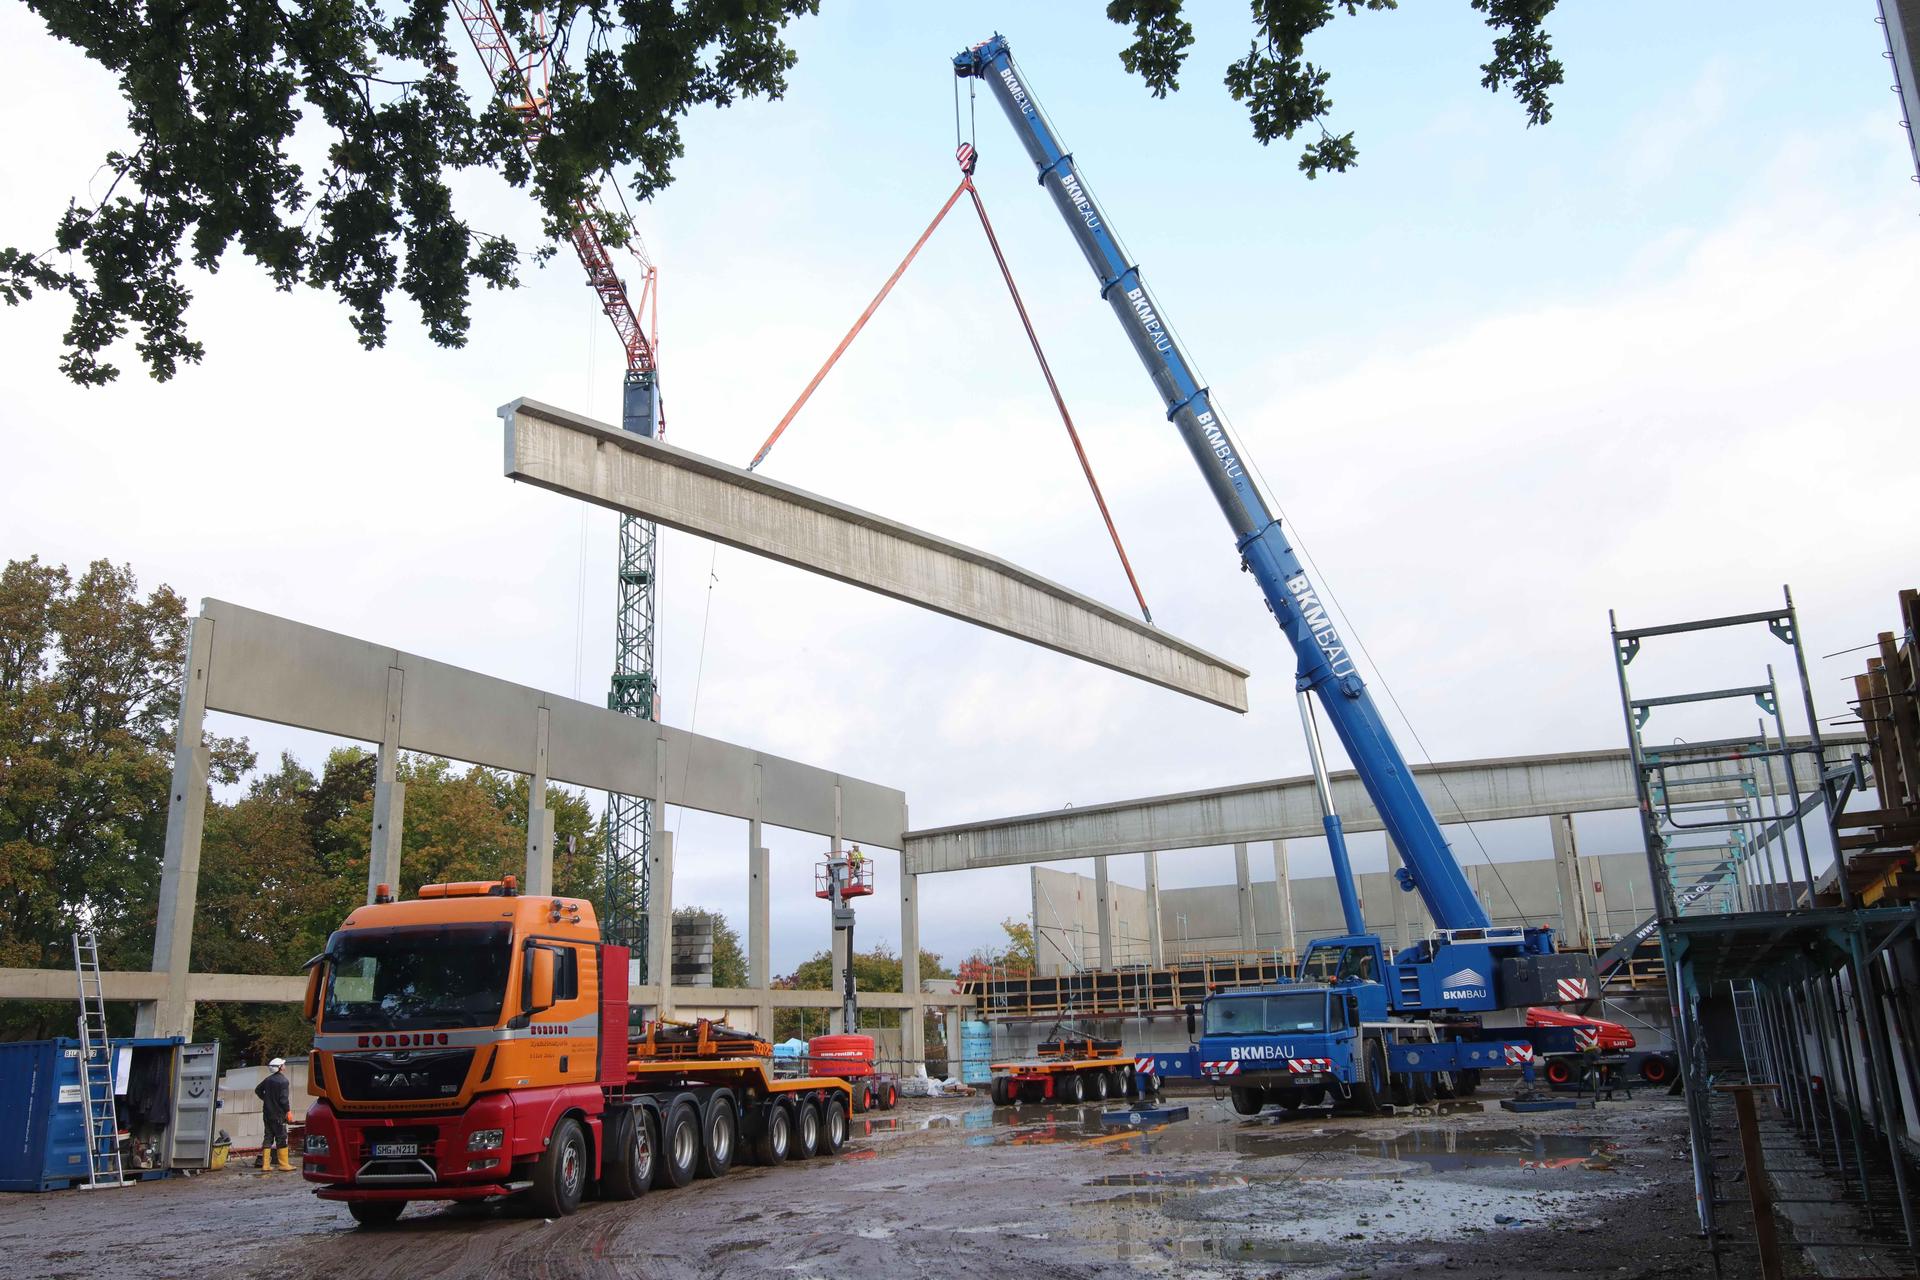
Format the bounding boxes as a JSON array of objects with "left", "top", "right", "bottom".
[{"left": 298, "top": 879, "right": 852, "bottom": 1228}]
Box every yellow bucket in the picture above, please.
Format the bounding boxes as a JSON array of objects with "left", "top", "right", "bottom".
[{"left": 209, "top": 1142, "right": 231, "bottom": 1171}]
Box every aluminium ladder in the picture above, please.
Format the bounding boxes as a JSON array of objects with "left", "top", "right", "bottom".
[{"left": 71, "top": 933, "right": 128, "bottom": 1189}]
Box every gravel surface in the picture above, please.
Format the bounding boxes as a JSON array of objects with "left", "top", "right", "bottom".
[{"left": 0, "top": 1084, "right": 1762, "bottom": 1279}]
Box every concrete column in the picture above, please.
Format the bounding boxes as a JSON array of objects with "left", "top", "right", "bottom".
[
  {"left": 942, "top": 1005, "right": 962, "bottom": 1075},
  {"left": 646, "top": 737, "right": 673, "bottom": 1015},
  {"left": 1550, "top": 813, "right": 1587, "bottom": 948},
  {"left": 1273, "top": 840, "right": 1296, "bottom": 961},
  {"left": 748, "top": 818, "right": 770, "bottom": 989},
  {"left": 141, "top": 616, "right": 214, "bottom": 1039},
  {"left": 901, "top": 863, "right": 924, "bottom": 1070},
  {"left": 525, "top": 707, "right": 553, "bottom": 895},
  {"left": 1234, "top": 842, "right": 1256, "bottom": 950},
  {"left": 1094, "top": 855, "right": 1114, "bottom": 968},
  {"left": 1143, "top": 851, "right": 1164, "bottom": 967},
  {"left": 366, "top": 666, "right": 405, "bottom": 904}
]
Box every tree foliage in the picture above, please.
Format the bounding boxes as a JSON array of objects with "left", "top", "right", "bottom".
[
  {"left": 0, "top": 557, "right": 252, "bottom": 1038},
  {"left": 1107, "top": 0, "right": 1562, "bottom": 176},
  {"left": 772, "top": 942, "right": 951, "bottom": 1039},
  {"left": 3, "top": 0, "right": 818, "bottom": 384}
]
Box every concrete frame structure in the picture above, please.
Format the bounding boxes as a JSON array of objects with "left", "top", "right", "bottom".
[
  {"left": 500, "top": 397, "right": 1249, "bottom": 711},
  {"left": 0, "top": 600, "right": 970, "bottom": 1061}
]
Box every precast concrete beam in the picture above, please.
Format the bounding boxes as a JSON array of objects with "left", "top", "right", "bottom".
[
  {"left": 501, "top": 398, "right": 1249, "bottom": 712},
  {"left": 195, "top": 598, "right": 905, "bottom": 846},
  {"left": 903, "top": 737, "right": 1867, "bottom": 875}
]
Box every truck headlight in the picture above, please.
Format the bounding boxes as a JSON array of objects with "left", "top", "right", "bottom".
[
  {"left": 303, "top": 1134, "right": 330, "bottom": 1156},
  {"left": 468, "top": 1128, "right": 505, "bottom": 1151}
]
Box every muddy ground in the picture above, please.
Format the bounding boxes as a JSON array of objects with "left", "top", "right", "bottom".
[{"left": 0, "top": 1082, "right": 1753, "bottom": 1280}]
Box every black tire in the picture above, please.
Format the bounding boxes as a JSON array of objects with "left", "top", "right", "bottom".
[
  {"left": 347, "top": 1200, "right": 405, "bottom": 1229},
  {"left": 655, "top": 1099, "right": 699, "bottom": 1189},
  {"left": 820, "top": 1096, "right": 849, "bottom": 1155},
  {"left": 1060, "top": 1072, "right": 1085, "bottom": 1104},
  {"left": 600, "top": 1107, "right": 655, "bottom": 1201},
  {"left": 1432, "top": 1070, "right": 1457, "bottom": 1100},
  {"left": 1455, "top": 1068, "right": 1481, "bottom": 1098},
  {"left": 1640, "top": 1054, "right": 1673, "bottom": 1085},
  {"left": 1106, "top": 1070, "right": 1126, "bottom": 1099},
  {"left": 1544, "top": 1058, "right": 1576, "bottom": 1087},
  {"left": 792, "top": 1099, "right": 822, "bottom": 1159},
  {"left": 1270, "top": 1086, "right": 1304, "bottom": 1111},
  {"left": 752, "top": 1102, "right": 792, "bottom": 1166},
  {"left": 990, "top": 1076, "right": 1013, "bottom": 1107},
  {"left": 1229, "top": 1086, "right": 1265, "bottom": 1116},
  {"left": 1389, "top": 1073, "right": 1414, "bottom": 1108},
  {"left": 1412, "top": 1073, "right": 1436, "bottom": 1105},
  {"left": 880, "top": 1082, "right": 897, "bottom": 1110},
  {"left": 1090, "top": 1070, "right": 1110, "bottom": 1101},
  {"left": 699, "top": 1092, "right": 737, "bottom": 1179},
  {"left": 1350, "top": 1040, "right": 1389, "bottom": 1115},
  {"left": 530, "top": 1117, "right": 588, "bottom": 1217},
  {"left": 1298, "top": 1085, "right": 1327, "bottom": 1108}
]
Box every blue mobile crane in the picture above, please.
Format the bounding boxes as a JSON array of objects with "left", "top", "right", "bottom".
[{"left": 955, "top": 35, "right": 1595, "bottom": 1112}]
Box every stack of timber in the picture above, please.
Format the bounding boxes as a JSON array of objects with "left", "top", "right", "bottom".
[{"left": 1841, "top": 588, "right": 1920, "bottom": 906}]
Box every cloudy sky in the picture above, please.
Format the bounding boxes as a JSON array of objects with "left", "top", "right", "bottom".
[{"left": 4, "top": 3, "right": 1914, "bottom": 975}]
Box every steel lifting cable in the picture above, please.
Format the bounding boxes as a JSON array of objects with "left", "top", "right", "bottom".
[
  {"left": 746, "top": 146, "right": 1153, "bottom": 624},
  {"left": 747, "top": 178, "right": 972, "bottom": 472},
  {"left": 959, "top": 169, "right": 1152, "bottom": 625}
]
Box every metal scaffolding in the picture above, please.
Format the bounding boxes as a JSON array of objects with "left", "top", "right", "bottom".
[{"left": 1610, "top": 586, "right": 1919, "bottom": 1275}]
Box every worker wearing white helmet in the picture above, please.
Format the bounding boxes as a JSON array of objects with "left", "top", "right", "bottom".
[{"left": 254, "top": 1058, "right": 293, "bottom": 1171}]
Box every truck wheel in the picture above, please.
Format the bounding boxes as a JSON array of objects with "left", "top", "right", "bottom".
[
  {"left": 852, "top": 1081, "right": 872, "bottom": 1113},
  {"left": 1229, "top": 1087, "right": 1265, "bottom": 1116},
  {"left": 530, "top": 1117, "right": 588, "bottom": 1218},
  {"left": 821, "top": 1096, "right": 849, "bottom": 1155},
  {"left": 1090, "top": 1070, "right": 1111, "bottom": 1101},
  {"left": 1412, "top": 1073, "right": 1436, "bottom": 1105},
  {"left": 1270, "top": 1086, "right": 1304, "bottom": 1112},
  {"left": 1298, "top": 1085, "right": 1327, "bottom": 1108},
  {"left": 1432, "top": 1070, "right": 1457, "bottom": 1100},
  {"left": 1389, "top": 1073, "right": 1414, "bottom": 1108},
  {"left": 698, "top": 1092, "right": 737, "bottom": 1179},
  {"left": 600, "top": 1107, "right": 655, "bottom": 1201},
  {"left": 1350, "top": 1041, "right": 1389, "bottom": 1115},
  {"left": 991, "top": 1076, "right": 1013, "bottom": 1107},
  {"left": 792, "top": 1099, "right": 822, "bottom": 1159},
  {"left": 347, "top": 1201, "right": 405, "bottom": 1229},
  {"left": 1640, "top": 1055, "right": 1673, "bottom": 1085},
  {"left": 1544, "top": 1058, "right": 1575, "bottom": 1087},
  {"left": 655, "top": 1099, "right": 700, "bottom": 1189},
  {"left": 880, "top": 1081, "right": 898, "bottom": 1110},
  {"left": 1455, "top": 1069, "right": 1481, "bottom": 1098},
  {"left": 752, "top": 1102, "right": 792, "bottom": 1166},
  {"left": 1060, "top": 1072, "right": 1085, "bottom": 1104}
]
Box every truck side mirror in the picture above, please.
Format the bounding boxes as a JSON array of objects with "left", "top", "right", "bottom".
[
  {"left": 1347, "top": 995, "right": 1361, "bottom": 1027},
  {"left": 528, "top": 947, "right": 557, "bottom": 1013},
  {"left": 302, "top": 964, "right": 324, "bottom": 1023},
  {"left": 1185, "top": 1004, "right": 1197, "bottom": 1038}
]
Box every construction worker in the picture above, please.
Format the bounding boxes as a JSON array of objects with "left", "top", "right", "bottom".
[
  {"left": 254, "top": 1058, "right": 293, "bottom": 1171},
  {"left": 845, "top": 845, "right": 865, "bottom": 887}
]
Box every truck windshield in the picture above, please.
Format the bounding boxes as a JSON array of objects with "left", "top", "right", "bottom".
[
  {"left": 1204, "top": 992, "right": 1327, "bottom": 1036},
  {"left": 322, "top": 923, "right": 513, "bottom": 1032}
]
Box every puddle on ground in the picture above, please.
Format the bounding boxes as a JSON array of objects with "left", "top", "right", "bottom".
[{"left": 1075, "top": 1215, "right": 1339, "bottom": 1268}]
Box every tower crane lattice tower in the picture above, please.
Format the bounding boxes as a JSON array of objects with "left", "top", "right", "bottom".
[{"left": 454, "top": 0, "right": 662, "bottom": 965}]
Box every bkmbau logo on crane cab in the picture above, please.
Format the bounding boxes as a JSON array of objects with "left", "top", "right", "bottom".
[
  {"left": 1441, "top": 965, "right": 1487, "bottom": 1002},
  {"left": 1286, "top": 575, "right": 1356, "bottom": 679}
]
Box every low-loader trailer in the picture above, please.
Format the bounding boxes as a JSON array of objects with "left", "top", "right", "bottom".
[
  {"left": 988, "top": 1034, "right": 1162, "bottom": 1105},
  {"left": 298, "top": 878, "right": 852, "bottom": 1227}
]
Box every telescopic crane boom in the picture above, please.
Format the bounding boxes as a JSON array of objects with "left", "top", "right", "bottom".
[{"left": 954, "top": 35, "right": 1485, "bottom": 938}]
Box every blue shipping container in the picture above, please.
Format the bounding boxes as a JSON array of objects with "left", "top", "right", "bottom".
[{"left": 0, "top": 1037, "right": 182, "bottom": 1193}]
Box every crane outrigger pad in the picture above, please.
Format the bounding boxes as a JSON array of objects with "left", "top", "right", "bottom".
[{"left": 501, "top": 397, "right": 1250, "bottom": 711}]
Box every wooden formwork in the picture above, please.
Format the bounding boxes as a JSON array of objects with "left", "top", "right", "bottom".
[{"left": 1844, "top": 587, "right": 1920, "bottom": 906}]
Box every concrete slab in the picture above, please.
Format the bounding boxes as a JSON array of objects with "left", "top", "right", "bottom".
[{"left": 500, "top": 397, "right": 1249, "bottom": 712}]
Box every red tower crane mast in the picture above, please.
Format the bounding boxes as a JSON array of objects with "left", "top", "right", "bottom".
[{"left": 453, "top": 0, "right": 663, "bottom": 958}]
